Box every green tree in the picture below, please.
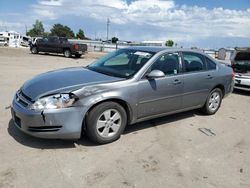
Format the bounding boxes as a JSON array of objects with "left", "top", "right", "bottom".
[
  {"left": 26, "top": 20, "right": 45, "bottom": 37},
  {"left": 165, "top": 40, "right": 174, "bottom": 47},
  {"left": 50, "top": 24, "right": 75, "bottom": 38},
  {"left": 111, "top": 37, "right": 119, "bottom": 44},
  {"left": 76, "top": 29, "right": 85, "bottom": 39}
]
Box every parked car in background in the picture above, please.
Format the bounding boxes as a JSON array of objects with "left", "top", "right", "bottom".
[
  {"left": 30, "top": 36, "right": 87, "bottom": 58},
  {"left": 231, "top": 47, "right": 250, "bottom": 91},
  {"left": 11, "top": 47, "right": 234, "bottom": 144}
]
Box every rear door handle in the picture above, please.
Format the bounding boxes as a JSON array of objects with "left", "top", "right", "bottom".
[
  {"left": 173, "top": 79, "right": 182, "bottom": 85},
  {"left": 206, "top": 75, "right": 213, "bottom": 79}
]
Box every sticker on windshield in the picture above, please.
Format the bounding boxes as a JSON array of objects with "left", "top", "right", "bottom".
[{"left": 134, "top": 51, "right": 152, "bottom": 57}]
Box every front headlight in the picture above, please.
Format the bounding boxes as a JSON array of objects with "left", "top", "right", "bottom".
[{"left": 30, "top": 94, "right": 77, "bottom": 110}]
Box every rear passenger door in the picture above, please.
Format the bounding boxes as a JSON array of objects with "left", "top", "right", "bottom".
[
  {"left": 47, "top": 37, "right": 60, "bottom": 53},
  {"left": 181, "top": 52, "right": 214, "bottom": 108}
]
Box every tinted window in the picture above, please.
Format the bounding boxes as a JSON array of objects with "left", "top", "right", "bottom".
[
  {"left": 43, "top": 38, "right": 48, "bottom": 42},
  {"left": 48, "top": 37, "right": 59, "bottom": 43},
  {"left": 206, "top": 57, "right": 216, "bottom": 70},
  {"left": 151, "top": 53, "right": 180, "bottom": 75},
  {"left": 183, "top": 52, "right": 206, "bottom": 72}
]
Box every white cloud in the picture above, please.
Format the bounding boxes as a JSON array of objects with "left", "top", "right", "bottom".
[
  {"left": 39, "top": 0, "right": 63, "bottom": 6},
  {"left": 2, "top": 0, "right": 249, "bottom": 47},
  {"left": 31, "top": 0, "right": 250, "bottom": 43}
]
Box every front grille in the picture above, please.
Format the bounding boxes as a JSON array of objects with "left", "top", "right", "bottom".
[
  {"left": 235, "top": 83, "right": 250, "bottom": 89},
  {"left": 20, "top": 90, "right": 32, "bottom": 102},
  {"left": 16, "top": 90, "right": 32, "bottom": 108},
  {"left": 28, "top": 126, "right": 62, "bottom": 132},
  {"left": 16, "top": 96, "right": 29, "bottom": 107}
]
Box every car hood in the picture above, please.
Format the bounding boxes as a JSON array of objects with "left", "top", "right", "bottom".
[{"left": 21, "top": 67, "right": 123, "bottom": 101}]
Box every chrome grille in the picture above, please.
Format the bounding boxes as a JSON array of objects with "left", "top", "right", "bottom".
[{"left": 16, "top": 91, "right": 32, "bottom": 108}]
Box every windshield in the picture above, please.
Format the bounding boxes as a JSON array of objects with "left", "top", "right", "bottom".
[{"left": 87, "top": 49, "right": 155, "bottom": 78}]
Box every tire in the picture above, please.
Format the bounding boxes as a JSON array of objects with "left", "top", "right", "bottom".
[
  {"left": 31, "top": 47, "right": 38, "bottom": 54},
  {"left": 64, "top": 49, "right": 71, "bottom": 58},
  {"left": 75, "top": 54, "right": 82, "bottom": 58},
  {"left": 86, "top": 102, "right": 127, "bottom": 144},
  {"left": 202, "top": 88, "right": 222, "bottom": 115}
]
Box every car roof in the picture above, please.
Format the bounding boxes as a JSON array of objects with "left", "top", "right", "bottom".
[{"left": 124, "top": 46, "right": 204, "bottom": 54}]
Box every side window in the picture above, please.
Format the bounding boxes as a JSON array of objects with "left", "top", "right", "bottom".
[
  {"left": 151, "top": 53, "right": 180, "bottom": 75},
  {"left": 206, "top": 57, "right": 217, "bottom": 70},
  {"left": 183, "top": 52, "right": 206, "bottom": 72},
  {"left": 48, "top": 37, "right": 59, "bottom": 43},
  {"left": 43, "top": 37, "right": 48, "bottom": 43}
]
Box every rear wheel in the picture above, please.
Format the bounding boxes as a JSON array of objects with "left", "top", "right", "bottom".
[
  {"left": 31, "top": 47, "right": 38, "bottom": 54},
  {"left": 202, "top": 88, "right": 222, "bottom": 115},
  {"left": 64, "top": 49, "right": 71, "bottom": 58},
  {"left": 86, "top": 102, "right": 127, "bottom": 144}
]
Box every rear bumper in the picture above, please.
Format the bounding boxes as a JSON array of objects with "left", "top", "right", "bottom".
[
  {"left": 74, "top": 51, "right": 83, "bottom": 55},
  {"left": 234, "top": 76, "right": 250, "bottom": 91},
  {"left": 11, "top": 97, "right": 86, "bottom": 139}
]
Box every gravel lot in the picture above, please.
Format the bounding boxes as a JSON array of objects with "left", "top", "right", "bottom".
[{"left": 0, "top": 47, "right": 250, "bottom": 188}]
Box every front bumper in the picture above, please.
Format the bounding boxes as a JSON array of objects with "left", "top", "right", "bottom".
[{"left": 11, "top": 96, "right": 86, "bottom": 139}]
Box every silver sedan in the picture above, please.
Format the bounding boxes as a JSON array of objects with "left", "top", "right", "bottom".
[{"left": 11, "top": 47, "right": 234, "bottom": 144}]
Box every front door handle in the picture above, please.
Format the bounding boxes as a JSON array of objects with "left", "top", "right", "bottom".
[{"left": 173, "top": 79, "right": 182, "bottom": 85}]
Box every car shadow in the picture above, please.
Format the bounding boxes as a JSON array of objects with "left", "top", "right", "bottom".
[
  {"left": 124, "top": 110, "right": 197, "bottom": 134},
  {"left": 7, "top": 119, "right": 95, "bottom": 149},
  {"left": 8, "top": 110, "right": 199, "bottom": 149},
  {"left": 233, "top": 89, "right": 250, "bottom": 96}
]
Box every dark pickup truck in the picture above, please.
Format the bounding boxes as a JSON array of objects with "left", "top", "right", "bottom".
[{"left": 30, "top": 37, "right": 87, "bottom": 58}]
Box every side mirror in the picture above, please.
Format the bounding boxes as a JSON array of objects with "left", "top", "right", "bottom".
[{"left": 146, "top": 70, "right": 165, "bottom": 79}]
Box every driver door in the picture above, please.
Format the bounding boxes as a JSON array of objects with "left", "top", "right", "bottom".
[{"left": 137, "top": 53, "right": 183, "bottom": 119}]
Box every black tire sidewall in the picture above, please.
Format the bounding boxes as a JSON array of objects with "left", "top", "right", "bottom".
[
  {"left": 64, "top": 49, "right": 71, "bottom": 58},
  {"left": 31, "top": 47, "right": 38, "bottom": 54},
  {"left": 86, "top": 102, "right": 127, "bottom": 144},
  {"left": 204, "top": 88, "right": 222, "bottom": 115}
]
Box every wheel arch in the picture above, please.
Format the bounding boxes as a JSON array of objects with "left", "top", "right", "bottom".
[
  {"left": 63, "top": 47, "right": 71, "bottom": 52},
  {"left": 211, "top": 84, "right": 225, "bottom": 97},
  {"left": 82, "top": 98, "right": 133, "bottom": 132}
]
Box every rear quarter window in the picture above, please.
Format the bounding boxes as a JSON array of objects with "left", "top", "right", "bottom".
[{"left": 206, "top": 57, "right": 217, "bottom": 70}]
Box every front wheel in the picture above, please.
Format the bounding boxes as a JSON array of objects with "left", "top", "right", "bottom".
[
  {"left": 64, "top": 49, "right": 71, "bottom": 58},
  {"left": 202, "top": 88, "right": 222, "bottom": 115},
  {"left": 86, "top": 102, "right": 127, "bottom": 144},
  {"left": 31, "top": 47, "right": 38, "bottom": 54}
]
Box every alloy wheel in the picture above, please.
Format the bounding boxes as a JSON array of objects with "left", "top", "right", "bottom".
[
  {"left": 208, "top": 91, "right": 221, "bottom": 112},
  {"left": 96, "top": 109, "right": 122, "bottom": 138}
]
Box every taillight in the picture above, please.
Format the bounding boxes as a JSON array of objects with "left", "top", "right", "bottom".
[
  {"left": 74, "top": 44, "right": 79, "bottom": 50},
  {"left": 232, "top": 71, "right": 235, "bottom": 79}
]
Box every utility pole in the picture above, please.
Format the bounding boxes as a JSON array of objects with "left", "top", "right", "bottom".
[
  {"left": 25, "top": 25, "right": 27, "bottom": 35},
  {"left": 106, "top": 18, "right": 110, "bottom": 41}
]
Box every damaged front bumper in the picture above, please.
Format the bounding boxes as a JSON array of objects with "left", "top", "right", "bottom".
[{"left": 11, "top": 95, "right": 86, "bottom": 139}]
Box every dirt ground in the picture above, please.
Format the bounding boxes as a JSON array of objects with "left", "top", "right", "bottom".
[{"left": 0, "top": 47, "right": 250, "bottom": 188}]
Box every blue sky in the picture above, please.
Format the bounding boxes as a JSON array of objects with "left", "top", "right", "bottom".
[{"left": 0, "top": 0, "right": 250, "bottom": 48}]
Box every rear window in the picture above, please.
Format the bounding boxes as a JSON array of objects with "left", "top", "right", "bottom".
[{"left": 235, "top": 52, "right": 250, "bottom": 61}]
